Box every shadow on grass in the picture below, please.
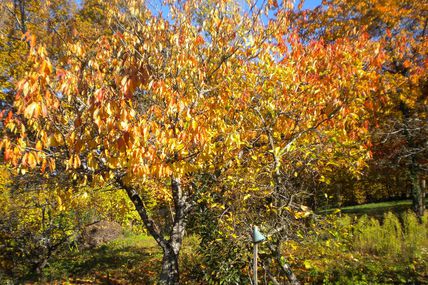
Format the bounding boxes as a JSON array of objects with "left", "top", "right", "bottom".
[{"left": 44, "top": 236, "right": 162, "bottom": 284}]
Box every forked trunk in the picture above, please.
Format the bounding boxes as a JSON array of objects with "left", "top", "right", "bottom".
[{"left": 117, "top": 177, "right": 189, "bottom": 285}]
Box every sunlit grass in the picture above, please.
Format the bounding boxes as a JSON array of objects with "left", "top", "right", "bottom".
[
  {"left": 43, "top": 233, "right": 162, "bottom": 284},
  {"left": 41, "top": 232, "right": 203, "bottom": 284},
  {"left": 318, "top": 198, "right": 428, "bottom": 215}
]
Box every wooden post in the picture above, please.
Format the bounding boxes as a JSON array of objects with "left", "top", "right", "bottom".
[
  {"left": 252, "top": 225, "right": 265, "bottom": 285},
  {"left": 253, "top": 242, "right": 258, "bottom": 285}
]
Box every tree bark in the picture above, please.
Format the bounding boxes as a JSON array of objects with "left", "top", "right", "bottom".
[
  {"left": 13, "top": 0, "right": 27, "bottom": 34},
  {"left": 267, "top": 242, "right": 300, "bottom": 285},
  {"left": 410, "top": 163, "right": 424, "bottom": 219},
  {"left": 399, "top": 101, "right": 425, "bottom": 219},
  {"left": 159, "top": 245, "right": 180, "bottom": 285},
  {"left": 116, "top": 176, "right": 189, "bottom": 285},
  {"left": 158, "top": 177, "right": 189, "bottom": 285}
]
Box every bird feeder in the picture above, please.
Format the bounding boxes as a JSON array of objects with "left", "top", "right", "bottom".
[
  {"left": 252, "top": 225, "right": 266, "bottom": 285},
  {"left": 252, "top": 226, "right": 266, "bottom": 243}
]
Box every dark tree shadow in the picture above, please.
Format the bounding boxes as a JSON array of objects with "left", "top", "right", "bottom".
[{"left": 43, "top": 242, "right": 162, "bottom": 284}]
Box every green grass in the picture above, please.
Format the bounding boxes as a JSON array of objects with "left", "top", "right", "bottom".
[
  {"left": 40, "top": 233, "right": 202, "bottom": 284},
  {"left": 42, "top": 233, "right": 162, "bottom": 284},
  {"left": 112, "top": 231, "right": 159, "bottom": 248},
  {"left": 318, "top": 198, "right": 428, "bottom": 215}
]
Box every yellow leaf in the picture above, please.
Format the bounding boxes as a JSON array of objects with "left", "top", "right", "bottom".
[
  {"left": 27, "top": 152, "right": 37, "bottom": 168},
  {"left": 73, "top": 155, "right": 81, "bottom": 169},
  {"left": 243, "top": 194, "right": 251, "bottom": 201},
  {"left": 24, "top": 102, "right": 40, "bottom": 118},
  {"left": 36, "top": 141, "right": 43, "bottom": 150},
  {"left": 300, "top": 205, "right": 310, "bottom": 212},
  {"left": 304, "top": 260, "right": 313, "bottom": 269},
  {"left": 48, "top": 158, "right": 56, "bottom": 171}
]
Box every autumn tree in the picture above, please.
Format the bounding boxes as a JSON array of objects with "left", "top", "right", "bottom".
[
  {"left": 293, "top": 0, "right": 428, "bottom": 216},
  {"left": 0, "top": 0, "right": 404, "bottom": 284},
  {"left": 0, "top": 0, "right": 136, "bottom": 282},
  {"left": 0, "top": 0, "right": 78, "bottom": 101},
  {"left": 0, "top": 167, "right": 77, "bottom": 281},
  {"left": 1, "top": 0, "right": 287, "bottom": 283},
  {"left": 197, "top": 17, "right": 386, "bottom": 285}
]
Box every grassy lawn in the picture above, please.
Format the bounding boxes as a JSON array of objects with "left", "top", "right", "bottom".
[
  {"left": 318, "top": 198, "right": 428, "bottom": 215},
  {"left": 41, "top": 233, "right": 162, "bottom": 284},
  {"left": 38, "top": 233, "right": 201, "bottom": 285},
  {"left": 27, "top": 202, "right": 427, "bottom": 284}
]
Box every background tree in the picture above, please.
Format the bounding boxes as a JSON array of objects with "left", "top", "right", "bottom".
[
  {"left": 0, "top": 168, "right": 80, "bottom": 281},
  {"left": 292, "top": 0, "right": 428, "bottom": 216},
  {"left": 0, "top": 0, "right": 77, "bottom": 102},
  {"left": 0, "top": 1, "right": 136, "bottom": 282},
  {"left": 0, "top": 166, "right": 137, "bottom": 282}
]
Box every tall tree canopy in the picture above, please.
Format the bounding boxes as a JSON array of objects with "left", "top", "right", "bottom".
[{"left": 2, "top": 0, "right": 425, "bottom": 283}]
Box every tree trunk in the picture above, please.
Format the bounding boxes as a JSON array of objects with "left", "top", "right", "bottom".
[
  {"left": 267, "top": 242, "right": 300, "bottom": 285},
  {"left": 159, "top": 245, "right": 180, "bottom": 285},
  {"left": 410, "top": 164, "right": 425, "bottom": 219},
  {"left": 13, "top": 0, "right": 27, "bottom": 34},
  {"left": 399, "top": 101, "right": 425, "bottom": 219},
  {"left": 158, "top": 210, "right": 185, "bottom": 285},
  {"left": 116, "top": 177, "right": 189, "bottom": 285}
]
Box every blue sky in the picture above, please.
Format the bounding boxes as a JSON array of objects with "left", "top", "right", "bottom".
[
  {"left": 75, "top": 0, "right": 322, "bottom": 11},
  {"left": 302, "top": 0, "right": 322, "bottom": 9}
]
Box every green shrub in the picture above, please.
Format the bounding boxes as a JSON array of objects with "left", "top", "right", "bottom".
[
  {"left": 353, "top": 211, "right": 428, "bottom": 260},
  {"left": 381, "top": 212, "right": 402, "bottom": 256},
  {"left": 353, "top": 215, "right": 382, "bottom": 255},
  {"left": 402, "top": 211, "right": 428, "bottom": 260},
  {"left": 285, "top": 212, "right": 428, "bottom": 284}
]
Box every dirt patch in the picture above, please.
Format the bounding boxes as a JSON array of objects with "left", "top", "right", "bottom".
[{"left": 81, "top": 220, "right": 123, "bottom": 248}]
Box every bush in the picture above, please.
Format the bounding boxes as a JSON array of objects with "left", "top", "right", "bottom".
[
  {"left": 353, "top": 211, "right": 428, "bottom": 259},
  {"left": 284, "top": 211, "right": 428, "bottom": 284},
  {"left": 0, "top": 208, "right": 79, "bottom": 283}
]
